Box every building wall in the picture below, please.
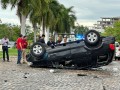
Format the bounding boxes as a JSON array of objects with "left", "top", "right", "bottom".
[{"left": 93, "top": 17, "right": 120, "bottom": 33}]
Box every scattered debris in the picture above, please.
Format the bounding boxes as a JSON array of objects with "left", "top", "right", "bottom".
[
  {"left": 12, "top": 70, "right": 16, "bottom": 71},
  {"left": 23, "top": 72, "right": 29, "bottom": 78},
  {"left": 93, "top": 76, "right": 99, "bottom": 78},
  {"left": 103, "top": 86, "right": 106, "bottom": 90},
  {"left": 77, "top": 74, "right": 87, "bottom": 76},
  {"left": 4, "top": 80, "right": 7, "bottom": 82},
  {"left": 49, "top": 69, "right": 55, "bottom": 73},
  {"left": 23, "top": 76, "right": 27, "bottom": 79},
  {"left": 24, "top": 72, "right": 29, "bottom": 75},
  {"left": 113, "top": 67, "right": 118, "bottom": 72}
]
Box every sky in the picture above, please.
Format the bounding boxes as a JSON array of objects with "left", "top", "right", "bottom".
[{"left": 0, "top": 0, "right": 120, "bottom": 26}]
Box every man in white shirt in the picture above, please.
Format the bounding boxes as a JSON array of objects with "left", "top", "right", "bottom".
[
  {"left": 61, "top": 37, "right": 67, "bottom": 43},
  {"left": 60, "top": 37, "right": 68, "bottom": 46},
  {"left": 1, "top": 36, "right": 9, "bottom": 62}
]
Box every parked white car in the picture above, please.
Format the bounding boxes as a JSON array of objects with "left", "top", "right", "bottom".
[{"left": 115, "top": 42, "right": 120, "bottom": 60}]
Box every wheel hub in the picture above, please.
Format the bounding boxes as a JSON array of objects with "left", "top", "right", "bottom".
[
  {"left": 33, "top": 45, "right": 42, "bottom": 54},
  {"left": 87, "top": 32, "right": 97, "bottom": 43}
]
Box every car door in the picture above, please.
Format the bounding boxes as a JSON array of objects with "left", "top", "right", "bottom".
[
  {"left": 47, "top": 43, "right": 71, "bottom": 61},
  {"left": 70, "top": 41, "right": 87, "bottom": 59}
]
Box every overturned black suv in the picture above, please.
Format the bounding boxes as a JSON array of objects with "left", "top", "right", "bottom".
[{"left": 26, "top": 30, "right": 115, "bottom": 69}]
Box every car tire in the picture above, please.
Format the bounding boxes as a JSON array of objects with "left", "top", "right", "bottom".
[
  {"left": 85, "top": 30, "right": 100, "bottom": 46},
  {"left": 106, "top": 52, "right": 114, "bottom": 65},
  {"left": 30, "top": 42, "right": 46, "bottom": 58}
]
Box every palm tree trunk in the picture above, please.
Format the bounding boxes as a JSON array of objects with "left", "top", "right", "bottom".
[
  {"left": 21, "top": 14, "right": 26, "bottom": 36},
  {"left": 45, "top": 28, "right": 49, "bottom": 43},
  {"left": 34, "top": 29, "right": 37, "bottom": 42},
  {"left": 42, "top": 16, "right": 45, "bottom": 34},
  {"left": 53, "top": 31, "right": 57, "bottom": 42},
  {"left": 33, "top": 24, "right": 37, "bottom": 42}
]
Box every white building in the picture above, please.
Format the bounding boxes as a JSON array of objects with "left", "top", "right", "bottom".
[{"left": 93, "top": 16, "right": 120, "bottom": 33}]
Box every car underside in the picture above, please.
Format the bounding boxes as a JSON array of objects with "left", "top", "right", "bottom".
[{"left": 26, "top": 30, "right": 115, "bottom": 69}]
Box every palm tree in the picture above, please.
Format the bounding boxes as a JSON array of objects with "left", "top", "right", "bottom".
[
  {"left": 40, "top": 0, "right": 57, "bottom": 34},
  {"left": 29, "top": 10, "right": 40, "bottom": 42},
  {"left": 1, "top": 0, "right": 77, "bottom": 42},
  {"left": 17, "top": 0, "right": 32, "bottom": 35},
  {"left": 50, "top": 4, "right": 76, "bottom": 33},
  {"left": 62, "top": 6, "right": 76, "bottom": 33},
  {"left": 29, "top": 0, "right": 60, "bottom": 42},
  {"left": 74, "top": 25, "right": 89, "bottom": 34},
  {"left": 1, "top": 0, "right": 32, "bottom": 35},
  {"left": 28, "top": 0, "right": 48, "bottom": 42}
]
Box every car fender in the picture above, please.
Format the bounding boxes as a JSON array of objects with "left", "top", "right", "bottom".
[{"left": 84, "top": 42, "right": 103, "bottom": 51}]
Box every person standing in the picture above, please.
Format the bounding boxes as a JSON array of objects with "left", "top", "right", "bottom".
[
  {"left": 56, "top": 35, "right": 62, "bottom": 44},
  {"left": 60, "top": 36, "right": 67, "bottom": 46},
  {"left": 61, "top": 37, "right": 67, "bottom": 43},
  {"left": 16, "top": 34, "right": 23, "bottom": 64},
  {"left": 38, "top": 34, "right": 45, "bottom": 43},
  {"left": 1, "top": 36, "right": 9, "bottom": 62},
  {"left": 47, "top": 37, "right": 55, "bottom": 46},
  {"left": 22, "top": 36, "right": 28, "bottom": 64}
]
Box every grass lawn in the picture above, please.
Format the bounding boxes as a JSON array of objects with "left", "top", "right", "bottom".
[
  {"left": 0, "top": 48, "right": 30, "bottom": 58},
  {"left": 0, "top": 48, "right": 17, "bottom": 58}
]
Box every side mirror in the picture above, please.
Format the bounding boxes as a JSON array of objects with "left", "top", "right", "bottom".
[
  {"left": 63, "top": 43, "right": 66, "bottom": 46},
  {"left": 76, "top": 40, "right": 80, "bottom": 43}
]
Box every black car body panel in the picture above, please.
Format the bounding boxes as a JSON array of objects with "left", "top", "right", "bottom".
[{"left": 26, "top": 30, "right": 115, "bottom": 69}]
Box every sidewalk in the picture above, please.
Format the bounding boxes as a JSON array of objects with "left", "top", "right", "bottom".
[{"left": 0, "top": 58, "right": 120, "bottom": 90}]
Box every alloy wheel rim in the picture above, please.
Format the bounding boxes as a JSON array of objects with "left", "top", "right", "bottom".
[
  {"left": 87, "top": 32, "right": 98, "bottom": 43},
  {"left": 33, "top": 45, "right": 42, "bottom": 54}
]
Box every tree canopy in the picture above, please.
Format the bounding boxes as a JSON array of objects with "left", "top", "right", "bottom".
[
  {"left": 74, "top": 25, "right": 89, "bottom": 34},
  {"left": 0, "top": 24, "right": 34, "bottom": 41},
  {"left": 1, "top": 0, "right": 77, "bottom": 34},
  {"left": 0, "top": 24, "right": 20, "bottom": 41},
  {"left": 102, "top": 21, "right": 120, "bottom": 42}
]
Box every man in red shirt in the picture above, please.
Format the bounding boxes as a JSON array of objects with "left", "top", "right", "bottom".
[
  {"left": 16, "top": 34, "right": 23, "bottom": 64},
  {"left": 22, "top": 36, "right": 28, "bottom": 64}
]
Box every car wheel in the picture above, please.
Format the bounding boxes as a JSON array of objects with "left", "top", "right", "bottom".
[
  {"left": 105, "top": 52, "right": 114, "bottom": 65},
  {"left": 85, "top": 30, "right": 100, "bottom": 46},
  {"left": 30, "top": 42, "right": 46, "bottom": 58},
  {"left": 114, "top": 56, "right": 117, "bottom": 61},
  {"left": 97, "top": 51, "right": 114, "bottom": 66}
]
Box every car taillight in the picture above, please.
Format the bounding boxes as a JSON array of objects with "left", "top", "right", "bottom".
[{"left": 109, "top": 44, "right": 115, "bottom": 50}]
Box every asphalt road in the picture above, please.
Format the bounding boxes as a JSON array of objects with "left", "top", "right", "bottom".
[{"left": 0, "top": 57, "right": 120, "bottom": 90}]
